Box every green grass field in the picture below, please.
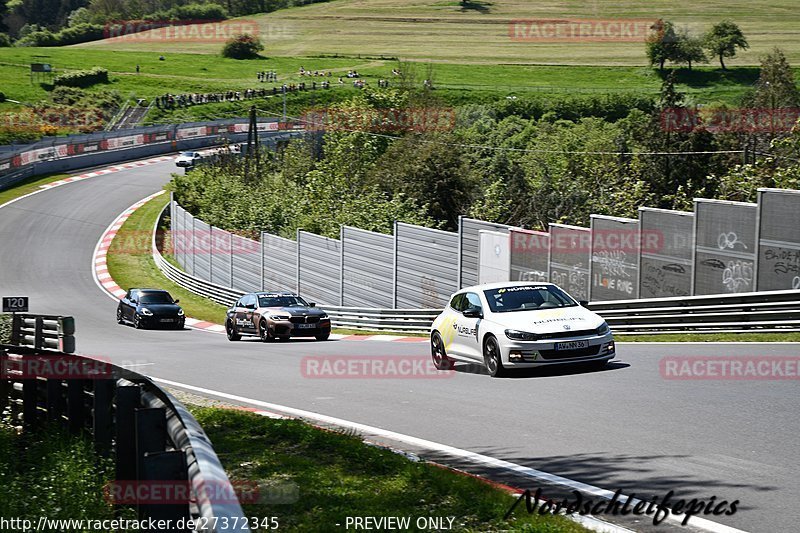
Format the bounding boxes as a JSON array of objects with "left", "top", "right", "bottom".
[
  {"left": 76, "top": 0, "right": 800, "bottom": 65},
  {"left": 2, "top": 1, "right": 800, "bottom": 113}
]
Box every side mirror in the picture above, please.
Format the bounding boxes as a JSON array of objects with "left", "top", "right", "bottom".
[
  {"left": 174, "top": 299, "right": 180, "bottom": 304},
  {"left": 463, "top": 307, "right": 483, "bottom": 319},
  {"left": 308, "top": 302, "right": 316, "bottom": 307},
  {"left": 579, "top": 300, "right": 589, "bottom": 307}
]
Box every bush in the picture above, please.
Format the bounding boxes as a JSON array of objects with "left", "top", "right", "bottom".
[
  {"left": 221, "top": 33, "right": 264, "bottom": 59},
  {"left": 54, "top": 24, "right": 106, "bottom": 46},
  {"left": 53, "top": 67, "right": 109, "bottom": 88},
  {"left": 16, "top": 30, "right": 57, "bottom": 47},
  {"left": 0, "top": 34, "right": 12, "bottom": 47}
]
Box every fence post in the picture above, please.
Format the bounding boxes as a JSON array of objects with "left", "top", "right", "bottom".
[
  {"left": 34, "top": 316, "right": 44, "bottom": 350},
  {"left": 22, "top": 368, "right": 38, "bottom": 426},
  {"left": 140, "top": 451, "right": 190, "bottom": 528},
  {"left": 209, "top": 225, "right": 214, "bottom": 284},
  {"left": 93, "top": 378, "right": 115, "bottom": 457},
  {"left": 115, "top": 386, "right": 141, "bottom": 483},
  {"left": 340, "top": 225, "right": 345, "bottom": 306},
  {"left": 392, "top": 221, "right": 398, "bottom": 309},
  {"left": 260, "top": 232, "right": 266, "bottom": 291},
  {"left": 46, "top": 378, "right": 63, "bottom": 424},
  {"left": 0, "top": 348, "right": 7, "bottom": 410},
  {"left": 135, "top": 407, "right": 167, "bottom": 518},
  {"left": 67, "top": 378, "right": 85, "bottom": 433},
  {"left": 296, "top": 228, "right": 301, "bottom": 294}
]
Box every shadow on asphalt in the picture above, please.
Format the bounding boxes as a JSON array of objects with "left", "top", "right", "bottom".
[{"left": 451, "top": 361, "right": 630, "bottom": 378}]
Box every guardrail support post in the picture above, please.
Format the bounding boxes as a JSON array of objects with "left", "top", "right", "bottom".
[
  {"left": 0, "top": 348, "right": 7, "bottom": 411},
  {"left": 67, "top": 378, "right": 85, "bottom": 433},
  {"left": 93, "top": 378, "right": 115, "bottom": 456},
  {"left": 46, "top": 378, "right": 64, "bottom": 424},
  {"left": 140, "top": 450, "right": 190, "bottom": 529},
  {"left": 135, "top": 407, "right": 167, "bottom": 517},
  {"left": 34, "top": 316, "right": 44, "bottom": 350},
  {"left": 115, "top": 386, "right": 141, "bottom": 483},
  {"left": 22, "top": 371, "right": 38, "bottom": 427}
]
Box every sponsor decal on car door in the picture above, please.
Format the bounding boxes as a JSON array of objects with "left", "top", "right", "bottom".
[{"left": 455, "top": 292, "right": 483, "bottom": 361}]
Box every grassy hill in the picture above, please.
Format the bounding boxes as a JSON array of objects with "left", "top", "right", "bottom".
[{"left": 75, "top": 0, "right": 800, "bottom": 66}]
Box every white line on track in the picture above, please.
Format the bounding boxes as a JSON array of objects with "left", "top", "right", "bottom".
[{"left": 153, "top": 377, "right": 749, "bottom": 533}]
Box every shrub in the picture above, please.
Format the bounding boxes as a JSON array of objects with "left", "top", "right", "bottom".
[
  {"left": 0, "top": 33, "right": 12, "bottom": 47},
  {"left": 53, "top": 67, "right": 110, "bottom": 88},
  {"left": 221, "top": 33, "right": 264, "bottom": 59}
]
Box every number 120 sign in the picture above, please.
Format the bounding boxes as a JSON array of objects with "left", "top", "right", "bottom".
[{"left": 2, "top": 297, "right": 28, "bottom": 313}]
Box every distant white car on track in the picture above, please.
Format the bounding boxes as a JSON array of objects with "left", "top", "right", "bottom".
[
  {"left": 175, "top": 151, "right": 203, "bottom": 168},
  {"left": 430, "top": 281, "right": 615, "bottom": 377}
]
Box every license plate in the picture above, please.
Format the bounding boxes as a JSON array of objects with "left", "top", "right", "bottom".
[
  {"left": 296, "top": 323, "right": 315, "bottom": 329},
  {"left": 159, "top": 318, "right": 176, "bottom": 323},
  {"left": 555, "top": 340, "right": 589, "bottom": 351}
]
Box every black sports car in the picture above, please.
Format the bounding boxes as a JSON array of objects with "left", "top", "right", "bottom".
[
  {"left": 117, "top": 289, "right": 185, "bottom": 329},
  {"left": 226, "top": 291, "right": 331, "bottom": 342}
]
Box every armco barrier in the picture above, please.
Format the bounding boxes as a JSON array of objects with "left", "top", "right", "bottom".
[
  {"left": 0, "top": 119, "right": 304, "bottom": 191},
  {"left": 155, "top": 203, "right": 800, "bottom": 334},
  {"left": 0, "top": 343, "right": 249, "bottom": 532}
]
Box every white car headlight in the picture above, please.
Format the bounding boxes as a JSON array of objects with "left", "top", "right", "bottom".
[
  {"left": 505, "top": 329, "right": 539, "bottom": 341},
  {"left": 320, "top": 313, "right": 329, "bottom": 319},
  {"left": 140, "top": 308, "right": 153, "bottom": 316},
  {"left": 270, "top": 314, "right": 291, "bottom": 320},
  {"left": 177, "top": 308, "right": 184, "bottom": 316}
]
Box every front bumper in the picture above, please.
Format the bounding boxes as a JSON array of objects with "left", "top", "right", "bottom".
[
  {"left": 500, "top": 332, "right": 615, "bottom": 367},
  {"left": 139, "top": 314, "right": 185, "bottom": 328},
  {"left": 270, "top": 319, "right": 331, "bottom": 337}
]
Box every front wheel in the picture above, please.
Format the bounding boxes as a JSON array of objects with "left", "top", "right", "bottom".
[
  {"left": 116, "top": 307, "right": 124, "bottom": 325},
  {"left": 260, "top": 320, "right": 273, "bottom": 342},
  {"left": 483, "top": 336, "right": 506, "bottom": 377},
  {"left": 226, "top": 319, "right": 241, "bottom": 341},
  {"left": 133, "top": 314, "right": 144, "bottom": 329},
  {"left": 430, "top": 332, "right": 453, "bottom": 370}
]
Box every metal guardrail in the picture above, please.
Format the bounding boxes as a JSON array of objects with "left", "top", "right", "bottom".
[
  {"left": 10, "top": 313, "right": 76, "bottom": 352},
  {"left": 589, "top": 290, "right": 800, "bottom": 335},
  {"left": 152, "top": 206, "right": 800, "bottom": 335},
  {"left": 0, "top": 342, "right": 249, "bottom": 532},
  {"left": 152, "top": 207, "right": 438, "bottom": 333}
]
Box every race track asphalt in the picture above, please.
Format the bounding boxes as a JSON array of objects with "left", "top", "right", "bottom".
[{"left": 1, "top": 161, "right": 798, "bottom": 533}]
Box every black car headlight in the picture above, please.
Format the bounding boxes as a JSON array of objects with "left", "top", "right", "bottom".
[
  {"left": 596, "top": 322, "right": 610, "bottom": 335},
  {"left": 320, "top": 313, "right": 329, "bottom": 320},
  {"left": 178, "top": 308, "right": 184, "bottom": 316},
  {"left": 140, "top": 308, "right": 153, "bottom": 316},
  {"left": 505, "top": 329, "right": 539, "bottom": 341},
  {"left": 269, "top": 314, "right": 291, "bottom": 321}
]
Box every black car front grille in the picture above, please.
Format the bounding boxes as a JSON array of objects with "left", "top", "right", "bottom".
[
  {"left": 290, "top": 316, "right": 320, "bottom": 324},
  {"left": 538, "top": 345, "right": 601, "bottom": 360},
  {"left": 537, "top": 328, "right": 597, "bottom": 340}
]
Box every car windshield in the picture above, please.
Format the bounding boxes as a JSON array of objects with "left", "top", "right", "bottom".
[
  {"left": 179, "top": 152, "right": 195, "bottom": 157},
  {"left": 258, "top": 295, "right": 308, "bottom": 308},
  {"left": 483, "top": 285, "right": 577, "bottom": 313},
  {"left": 139, "top": 291, "right": 174, "bottom": 304}
]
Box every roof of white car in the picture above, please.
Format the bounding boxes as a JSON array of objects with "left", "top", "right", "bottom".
[{"left": 460, "top": 281, "right": 556, "bottom": 292}]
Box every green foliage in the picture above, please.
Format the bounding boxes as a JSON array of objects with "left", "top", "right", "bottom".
[
  {"left": 0, "top": 422, "right": 123, "bottom": 522},
  {"left": 53, "top": 67, "right": 109, "bottom": 87},
  {"left": 0, "top": 314, "right": 10, "bottom": 343},
  {"left": 0, "top": 33, "right": 11, "bottom": 46},
  {"left": 675, "top": 29, "right": 708, "bottom": 70},
  {"left": 646, "top": 19, "right": 680, "bottom": 71},
  {"left": 704, "top": 20, "right": 749, "bottom": 70},
  {"left": 749, "top": 47, "right": 800, "bottom": 108},
  {"left": 221, "top": 33, "right": 264, "bottom": 59}
]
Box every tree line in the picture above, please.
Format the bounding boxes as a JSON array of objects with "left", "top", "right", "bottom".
[{"left": 647, "top": 19, "right": 750, "bottom": 71}]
